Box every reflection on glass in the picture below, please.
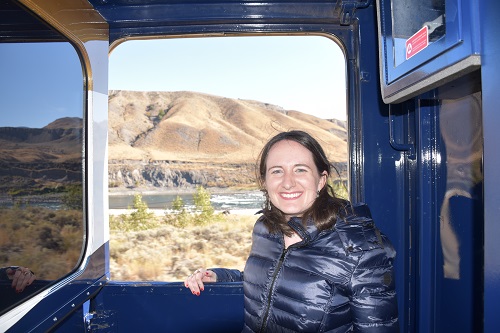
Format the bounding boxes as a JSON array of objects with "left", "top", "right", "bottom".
[
  {"left": 439, "top": 92, "right": 483, "bottom": 279},
  {"left": 0, "top": 2, "right": 84, "bottom": 315},
  {"left": 391, "top": 0, "right": 446, "bottom": 66},
  {"left": 435, "top": 89, "right": 484, "bottom": 332}
]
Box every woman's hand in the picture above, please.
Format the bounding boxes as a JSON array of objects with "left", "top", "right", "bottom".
[
  {"left": 184, "top": 268, "right": 217, "bottom": 296},
  {"left": 6, "top": 267, "right": 36, "bottom": 293}
]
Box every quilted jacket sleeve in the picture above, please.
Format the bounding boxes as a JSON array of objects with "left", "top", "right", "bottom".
[
  {"left": 348, "top": 234, "right": 399, "bottom": 332},
  {"left": 336, "top": 203, "right": 399, "bottom": 332},
  {"left": 209, "top": 268, "right": 243, "bottom": 282}
]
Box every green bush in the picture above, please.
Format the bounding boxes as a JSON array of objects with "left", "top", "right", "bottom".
[
  {"left": 111, "top": 194, "right": 157, "bottom": 231},
  {"left": 62, "top": 184, "right": 83, "bottom": 210},
  {"left": 158, "top": 109, "right": 166, "bottom": 120},
  {"left": 164, "top": 195, "right": 190, "bottom": 227},
  {"left": 164, "top": 186, "right": 222, "bottom": 227},
  {"left": 329, "top": 179, "right": 348, "bottom": 200},
  {"left": 193, "top": 186, "right": 217, "bottom": 225}
]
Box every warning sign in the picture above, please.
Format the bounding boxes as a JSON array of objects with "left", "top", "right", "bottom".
[{"left": 405, "top": 26, "right": 429, "bottom": 60}]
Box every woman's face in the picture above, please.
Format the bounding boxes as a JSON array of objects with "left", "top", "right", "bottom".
[{"left": 264, "top": 140, "right": 327, "bottom": 220}]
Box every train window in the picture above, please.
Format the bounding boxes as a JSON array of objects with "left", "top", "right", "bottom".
[
  {"left": 0, "top": 1, "right": 84, "bottom": 314},
  {"left": 108, "top": 36, "right": 347, "bottom": 281}
]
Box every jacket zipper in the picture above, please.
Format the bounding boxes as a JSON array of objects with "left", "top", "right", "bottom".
[{"left": 258, "top": 248, "right": 288, "bottom": 333}]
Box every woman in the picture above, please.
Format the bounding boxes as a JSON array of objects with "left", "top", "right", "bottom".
[{"left": 185, "top": 130, "right": 399, "bottom": 332}]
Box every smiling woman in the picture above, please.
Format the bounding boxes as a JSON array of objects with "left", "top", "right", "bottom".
[{"left": 185, "top": 130, "right": 399, "bottom": 333}]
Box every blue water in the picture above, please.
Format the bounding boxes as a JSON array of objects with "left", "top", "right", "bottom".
[
  {"left": 108, "top": 190, "right": 265, "bottom": 211},
  {"left": 1, "top": 190, "right": 265, "bottom": 211}
]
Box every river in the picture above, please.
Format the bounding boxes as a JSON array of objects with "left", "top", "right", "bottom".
[{"left": 108, "top": 190, "right": 265, "bottom": 211}]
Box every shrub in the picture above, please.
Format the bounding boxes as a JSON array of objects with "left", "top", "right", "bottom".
[
  {"left": 329, "top": 179, "right": 348, "bottom": 200},
  {"left": 158, "top": 109, "right": 166, "bottom": 120},
  {"left": 164, "top": 186, "right": 222, "bottom": 227},
  {"left": 111, "top": 194, "right": 157, "bottom": 231},
  {"left": 193, "top": 186, "right": 216, "bottom": 225},
  {"left": 164, "top": 195, "right": 190, "bottom": 227},
  {"left": 62, "top": 184, "right": 83, "bottom": 210}
]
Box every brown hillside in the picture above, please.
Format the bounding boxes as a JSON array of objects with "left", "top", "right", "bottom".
[
  {"left": 108, "top": 90, "right": 347, "bottom": 164},
  {"left": 0, "top": 118, "right": 82, "bottom": 163}
]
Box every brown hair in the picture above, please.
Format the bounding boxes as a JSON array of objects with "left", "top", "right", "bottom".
[{"left": 257, "top": 130, "right": 345, "bottom": 235}]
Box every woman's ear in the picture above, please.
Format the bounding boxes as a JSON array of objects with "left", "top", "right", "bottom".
[{"left": 318, "top": 171, "right": 328, "bottom": 191}]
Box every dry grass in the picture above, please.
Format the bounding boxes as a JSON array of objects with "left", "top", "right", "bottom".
[
  {"left": 0, "top": 207, "right": 83, "bottom": 280},
  {"left": 109, "top": 213, "right": 255, "bottom": 281}
]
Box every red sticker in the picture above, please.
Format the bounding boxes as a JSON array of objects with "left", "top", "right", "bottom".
[{"left": 405, "top": 26, "right": 429, "bottom": 60}]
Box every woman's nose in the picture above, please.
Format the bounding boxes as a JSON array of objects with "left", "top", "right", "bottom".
[{"left": 282, "top": 172, "right": 295, "bottom": 189}]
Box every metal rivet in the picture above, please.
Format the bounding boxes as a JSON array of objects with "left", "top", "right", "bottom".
[{"left": 53, "top": 317, "right": 57, "bottom": 322}]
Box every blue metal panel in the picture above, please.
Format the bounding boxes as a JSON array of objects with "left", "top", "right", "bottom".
[
  {"left": 90, "top": 282, "right": 244, "bottom": 332},
  {"left": 6, "top": 278, "right": 106, "bottom": 332},
  {"left": 4, "top": 244, "right": 109, "bottom": 332},
  {"left": 353, "top": 4, "right": 412, "bottom": 332},
  {"left": 86, "top": 0, "right": 357, "bottom": 45},
  {"left": 480, "top": 0, "right": 500, "bottom": 332},
  {"left": 0, "top": 281, "right": 52, "bottom": 314},
  {"left": 414, "top": 97, "right": 439, "bottom": 333},
  {"left": 349, "top": 3, "right": 415, "bottom": 332}
]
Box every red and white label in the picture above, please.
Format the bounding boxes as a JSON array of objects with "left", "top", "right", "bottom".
[{"left": 405, "top": 26, "right": 429, "bottom": 60}]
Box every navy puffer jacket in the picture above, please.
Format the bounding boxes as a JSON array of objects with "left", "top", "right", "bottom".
[{"left": 213, "top": 203, "right": 399, "bottom": 333}]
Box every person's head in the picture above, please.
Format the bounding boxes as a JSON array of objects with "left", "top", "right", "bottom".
[{"left": 257, "top": 130, "right": 332, "bottom": 221}]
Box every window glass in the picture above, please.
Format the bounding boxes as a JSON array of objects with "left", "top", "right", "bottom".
[
  {"left": 391, "top": 0, "right": 446, "bottom": 66},
  {"left": 108, "top": 36, "right": 347, "bottom": 281},
  {"left": 0, "top": 1, "right": 84, "bottom": 314}
]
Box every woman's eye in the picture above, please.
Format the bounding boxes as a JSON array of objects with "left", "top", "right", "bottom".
[
  {"left": 270, "top": 169, "right": 282, "bottom": 175},
  {"left": 295, "top": 168, "right": 307, "bottom": 173}
]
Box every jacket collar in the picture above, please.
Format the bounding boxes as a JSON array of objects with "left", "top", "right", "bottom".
[{"left": 287, "top": 216, "right": 321, "bottom": 246}]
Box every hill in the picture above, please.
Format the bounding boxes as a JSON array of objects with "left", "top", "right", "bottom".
[
  {"left": 108, "top": 90, "right": 347, "bottom": 164},
  {"left": 0, "top": 118, "right": 82, "bottom": 164},
  {"left": 108, "top": 90, "right": 348, "bottom": 191}
]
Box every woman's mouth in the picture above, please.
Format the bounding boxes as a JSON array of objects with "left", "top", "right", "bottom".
[{"left": 280, "top": 192, "right": 302, "bottom": 200}]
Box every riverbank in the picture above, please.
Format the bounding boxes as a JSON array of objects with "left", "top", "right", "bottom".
[
  {"left": 108, "top": 185, "right": 260, "bottom": 196},
  {"left": 109, "top": 208, "right": 261, "bottom": 216}
]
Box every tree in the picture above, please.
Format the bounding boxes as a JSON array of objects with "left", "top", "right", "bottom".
[
  {"left": 165, "top": 195, "right": 190, "bottom": 227},
  {"left": 193, "top": 186, "right": 215, "bottom": 225},
  {"left": 117, "top": 194, "right": 156, "bottom": 231},
  {"left": 163, "top": 187, "right": 222, "bottom": 227}
]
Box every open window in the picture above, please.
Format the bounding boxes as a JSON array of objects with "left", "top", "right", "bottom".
[{"left": 107, "top": 35, "right": 348, "bottom": 281}]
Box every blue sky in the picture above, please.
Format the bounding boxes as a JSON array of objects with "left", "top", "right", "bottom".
[
  {"left": 0, "top": 35, "right": 346, "bottom": 128},
  {"left": 0, "top": 42, "right": 83, "bottom": 128},
  {"left": 109, "top": 36, "right": 346, "bottom": 120}
]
